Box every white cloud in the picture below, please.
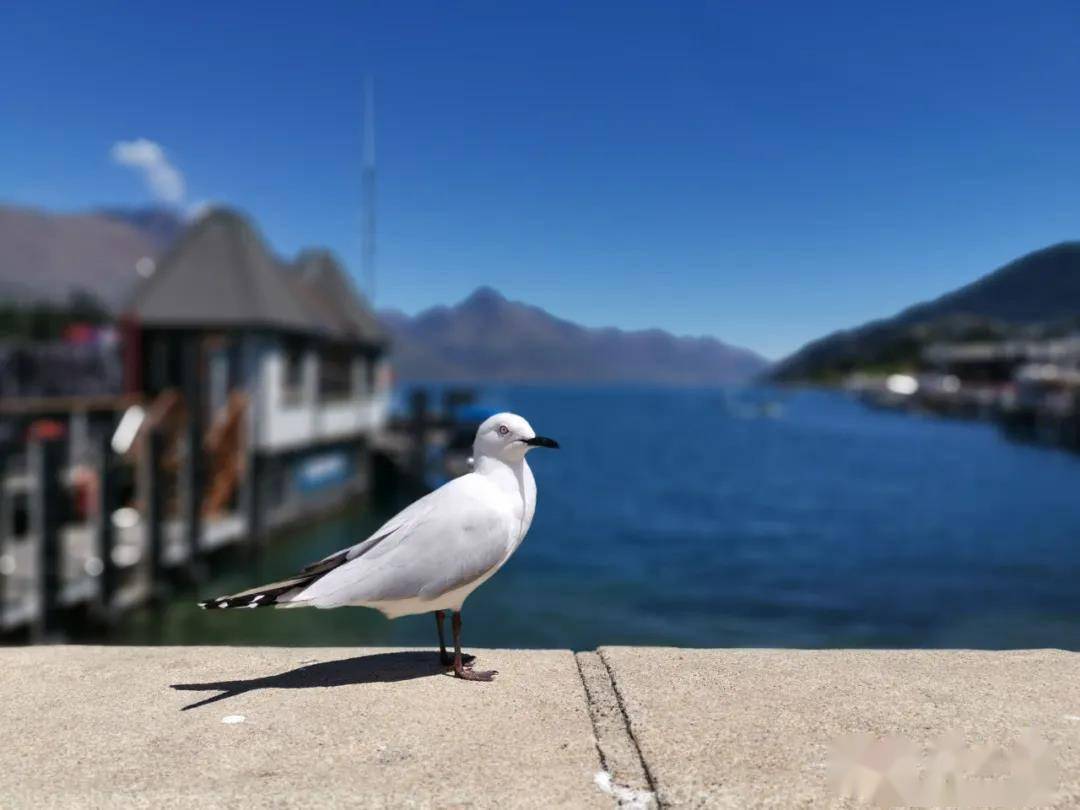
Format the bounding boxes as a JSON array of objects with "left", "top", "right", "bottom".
[
  {"left": 185, "top": 199, "right": 215, "bottom": 221},
  {"left": 110, "top": 138, "right": 186, "bottom": 205}
]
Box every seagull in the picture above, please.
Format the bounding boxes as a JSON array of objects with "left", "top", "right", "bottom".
[{"left": 199, "top": 412, "right": 559, "bottom": 682}]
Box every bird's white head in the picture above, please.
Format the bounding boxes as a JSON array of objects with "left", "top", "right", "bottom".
[{"left": 472, "top": 412, "right": 559, "bottom": 463}]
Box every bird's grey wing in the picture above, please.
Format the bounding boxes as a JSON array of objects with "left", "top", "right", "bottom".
[
  {"left": 293, "top": 475, "right": 513, "bottom": 607},
  {"left": 204, "top": 478, "right": 491, "bottom": 610},
  {"left": 295, "top": 480, "right": 449, "bottom": 577}
]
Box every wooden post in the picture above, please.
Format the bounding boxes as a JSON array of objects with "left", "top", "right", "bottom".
[
  {"left": 239, "top": 333, "right": 262, "bottom": 554},
  {"left": 182, "top": 337, "right": 203, "bottom": 569},
  {"left": 97, "top": 429, "right": 117, "bottom": 611},
  {"left": 0, "top": 444, "right": 7, "bottom": 628},
  {"left": 409, "top": 389, "right": 429, "bottom": 482},
  {"left": 356, "top": 438, "right": 370, "bottom": 494},
  {"left": 146, "top": 428, "right": 165, "bottom": 588},
  {"left": 245, "top": 450, "right": 262, "bottom": 557},
  {"left": 119, "top": 315, "right": 143, "bottom": 396},
  {"left": 31, "top": 437, "right": 63, "bottom": 639}
]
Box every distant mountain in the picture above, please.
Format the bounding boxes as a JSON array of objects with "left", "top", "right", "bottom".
[
  {"left": 0, "top": 203, "right": 184, "bottom": 310},
  {"left": 0, "top": 205, "right": 767, "bottom": 384},
  {"left": 97, "top": 206, "right": 186, "bottom": 252},
  {"left": 381, "top": 287, "right": 768, "bottom": 385},
  {"left": 772, "top": 241, "right": 1080, "bottom": 382}
]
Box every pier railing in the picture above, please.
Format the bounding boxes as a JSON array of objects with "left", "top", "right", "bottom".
[{"left": 0, "top": 390, "right": 255, "bottom": 639}]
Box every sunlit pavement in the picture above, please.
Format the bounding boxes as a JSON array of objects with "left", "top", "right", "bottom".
[{"left": 1, "top": 646, "right": 1078, "bottom": 808}]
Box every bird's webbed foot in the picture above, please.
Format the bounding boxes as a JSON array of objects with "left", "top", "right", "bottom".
[{"left": 453, "top": 666, "right": 497, "bottom": 682}]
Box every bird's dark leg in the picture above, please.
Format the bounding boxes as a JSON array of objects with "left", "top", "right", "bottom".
[
  {"left": 452, "top": 610, "right": 496, "bottom": 682},
  {"left": 436, "top": 610, "right": 474, "bottom": 668},
  {"left": 435, "top": 610, "right": 452, "bottom": 666}
]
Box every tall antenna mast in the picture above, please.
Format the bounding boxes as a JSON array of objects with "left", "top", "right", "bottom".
[{"left": 362, "top": 75, "right": 377, "bottom": 302}]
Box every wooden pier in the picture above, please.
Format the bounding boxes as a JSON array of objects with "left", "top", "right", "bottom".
[
  {"left": 0, "top": 385, "right": 477, "bottom": 639},
  {"left": 0, "top": 392, "right": 252, "bottom": 637}
]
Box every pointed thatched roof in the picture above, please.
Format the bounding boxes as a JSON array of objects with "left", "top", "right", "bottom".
[
  {"left": 126, "top": 209, "right": 384, "bottom": 346},
  {"left": 292, "top": 249, "right": 385, "bottom": 345},
  {"left": 127, "top": 209, "right": 314, "bottom": 333}
]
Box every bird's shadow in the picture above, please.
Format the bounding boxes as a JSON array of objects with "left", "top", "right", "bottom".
[{"left": 171, "top": 651, "right": 456, "bottom": 711}]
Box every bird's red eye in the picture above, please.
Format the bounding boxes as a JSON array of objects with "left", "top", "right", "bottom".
[{"left": 497, "top": 425, "right": 509, "bottom": 436}]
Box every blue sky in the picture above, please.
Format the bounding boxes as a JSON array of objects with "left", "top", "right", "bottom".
[{"left": 3, "top": 2, "right": 1080, "bottom": 359}]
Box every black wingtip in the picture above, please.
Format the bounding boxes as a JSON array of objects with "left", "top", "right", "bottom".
[{"left": 197, "top": 591, "right": 288, "bottom": 611}]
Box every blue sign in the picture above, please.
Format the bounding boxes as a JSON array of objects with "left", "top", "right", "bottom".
[{"left": 295, "top": 452, "right": 352, "bottom": 492}]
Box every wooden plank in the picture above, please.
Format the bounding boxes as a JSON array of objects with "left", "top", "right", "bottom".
[{"left": 0, "top": 394, "right": 141, "bottom": 416}]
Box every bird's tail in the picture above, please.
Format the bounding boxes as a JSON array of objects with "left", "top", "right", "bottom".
[
  {"left": 198, "top": 576, "right": 315, "bottom": 610},
  {"left": 199, "top": 545, "right": 354, "bottom": 610}
]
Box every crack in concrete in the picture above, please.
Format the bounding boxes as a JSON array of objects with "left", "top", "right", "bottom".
[{"left": 576, "top": 651, "right": 659, "bottom": 809}]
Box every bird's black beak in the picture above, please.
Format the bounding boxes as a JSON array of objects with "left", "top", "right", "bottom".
[{"left": 524, "top": 435, "right": 559, "bottom": 449}]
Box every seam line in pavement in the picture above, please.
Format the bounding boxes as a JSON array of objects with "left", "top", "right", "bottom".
[
  {"left": 575, "top": 653, "right": 614, "bottom": 774},
  {"left": 576, "top": 650, "right": 659, "bottom": 809},
  {"left": 597, "top": 649, "right": 660, "bottom": 805}
]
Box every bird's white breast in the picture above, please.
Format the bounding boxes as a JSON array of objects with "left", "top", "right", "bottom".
[
  {"left": 472, "top": 456, "right": 537, "bottom": 553},
  {"left": 518, "top": 460, "right": 537, "bottom": 546}
]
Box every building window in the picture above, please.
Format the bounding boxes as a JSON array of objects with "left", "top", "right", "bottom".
[
  {"left": 281, "top": 342, "right": 305, "bottom": 406},
  {"left": 320, "top": 348, "right": 353, "bottom": 402},
  {"left": 364, "top": 355, "right": 376, "bottom": 393}
]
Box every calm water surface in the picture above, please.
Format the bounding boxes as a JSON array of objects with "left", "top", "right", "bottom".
[{"left": 113, "top": 387, "right": 1080, "bottom": 650}]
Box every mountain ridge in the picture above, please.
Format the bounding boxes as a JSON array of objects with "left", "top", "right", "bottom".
[
  {"left": 0, "top": 203, "right": 768, "bottom": 385},
  {"left": 771, "top": 240, "right": 1080, "bottom": 381},
  {"left": 0, "top": 203, "right": 185, "bottom": 310},
  {"left": 381, "top": 286, "right": 768, "bottom": 385}
]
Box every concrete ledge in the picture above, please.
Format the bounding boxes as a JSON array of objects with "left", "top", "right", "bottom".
[
  {"left": 1, "top": 647, "right": 1079, "bottom": 808},
  {"left": 0, "top": 647, "right": 604, "bottom": 809},
  {"left": 600, "top": 647, "right": 1080, "bottom": 808}
]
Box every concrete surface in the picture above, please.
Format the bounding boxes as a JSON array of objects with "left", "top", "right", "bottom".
[
  {"left": 599, "top": 647, "right": 1080, "bottom": 808},
  {"left": 1, "top": 646, "right": 1079, "bottom": 808},
  {"left": 0, "top": 646, "right": 604, "bottom": 809},
  {"left": 576, "top": 652, "right": 656, "bottom": 808}
]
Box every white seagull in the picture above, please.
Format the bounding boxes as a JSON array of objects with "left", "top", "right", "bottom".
[{"left": 199, "top": 412, "right": 559, "bottom": 681}]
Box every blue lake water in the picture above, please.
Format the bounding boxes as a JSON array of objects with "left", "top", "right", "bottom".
[{"left": 116, "top": 386, "right": 1080, "bottom": 650}]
